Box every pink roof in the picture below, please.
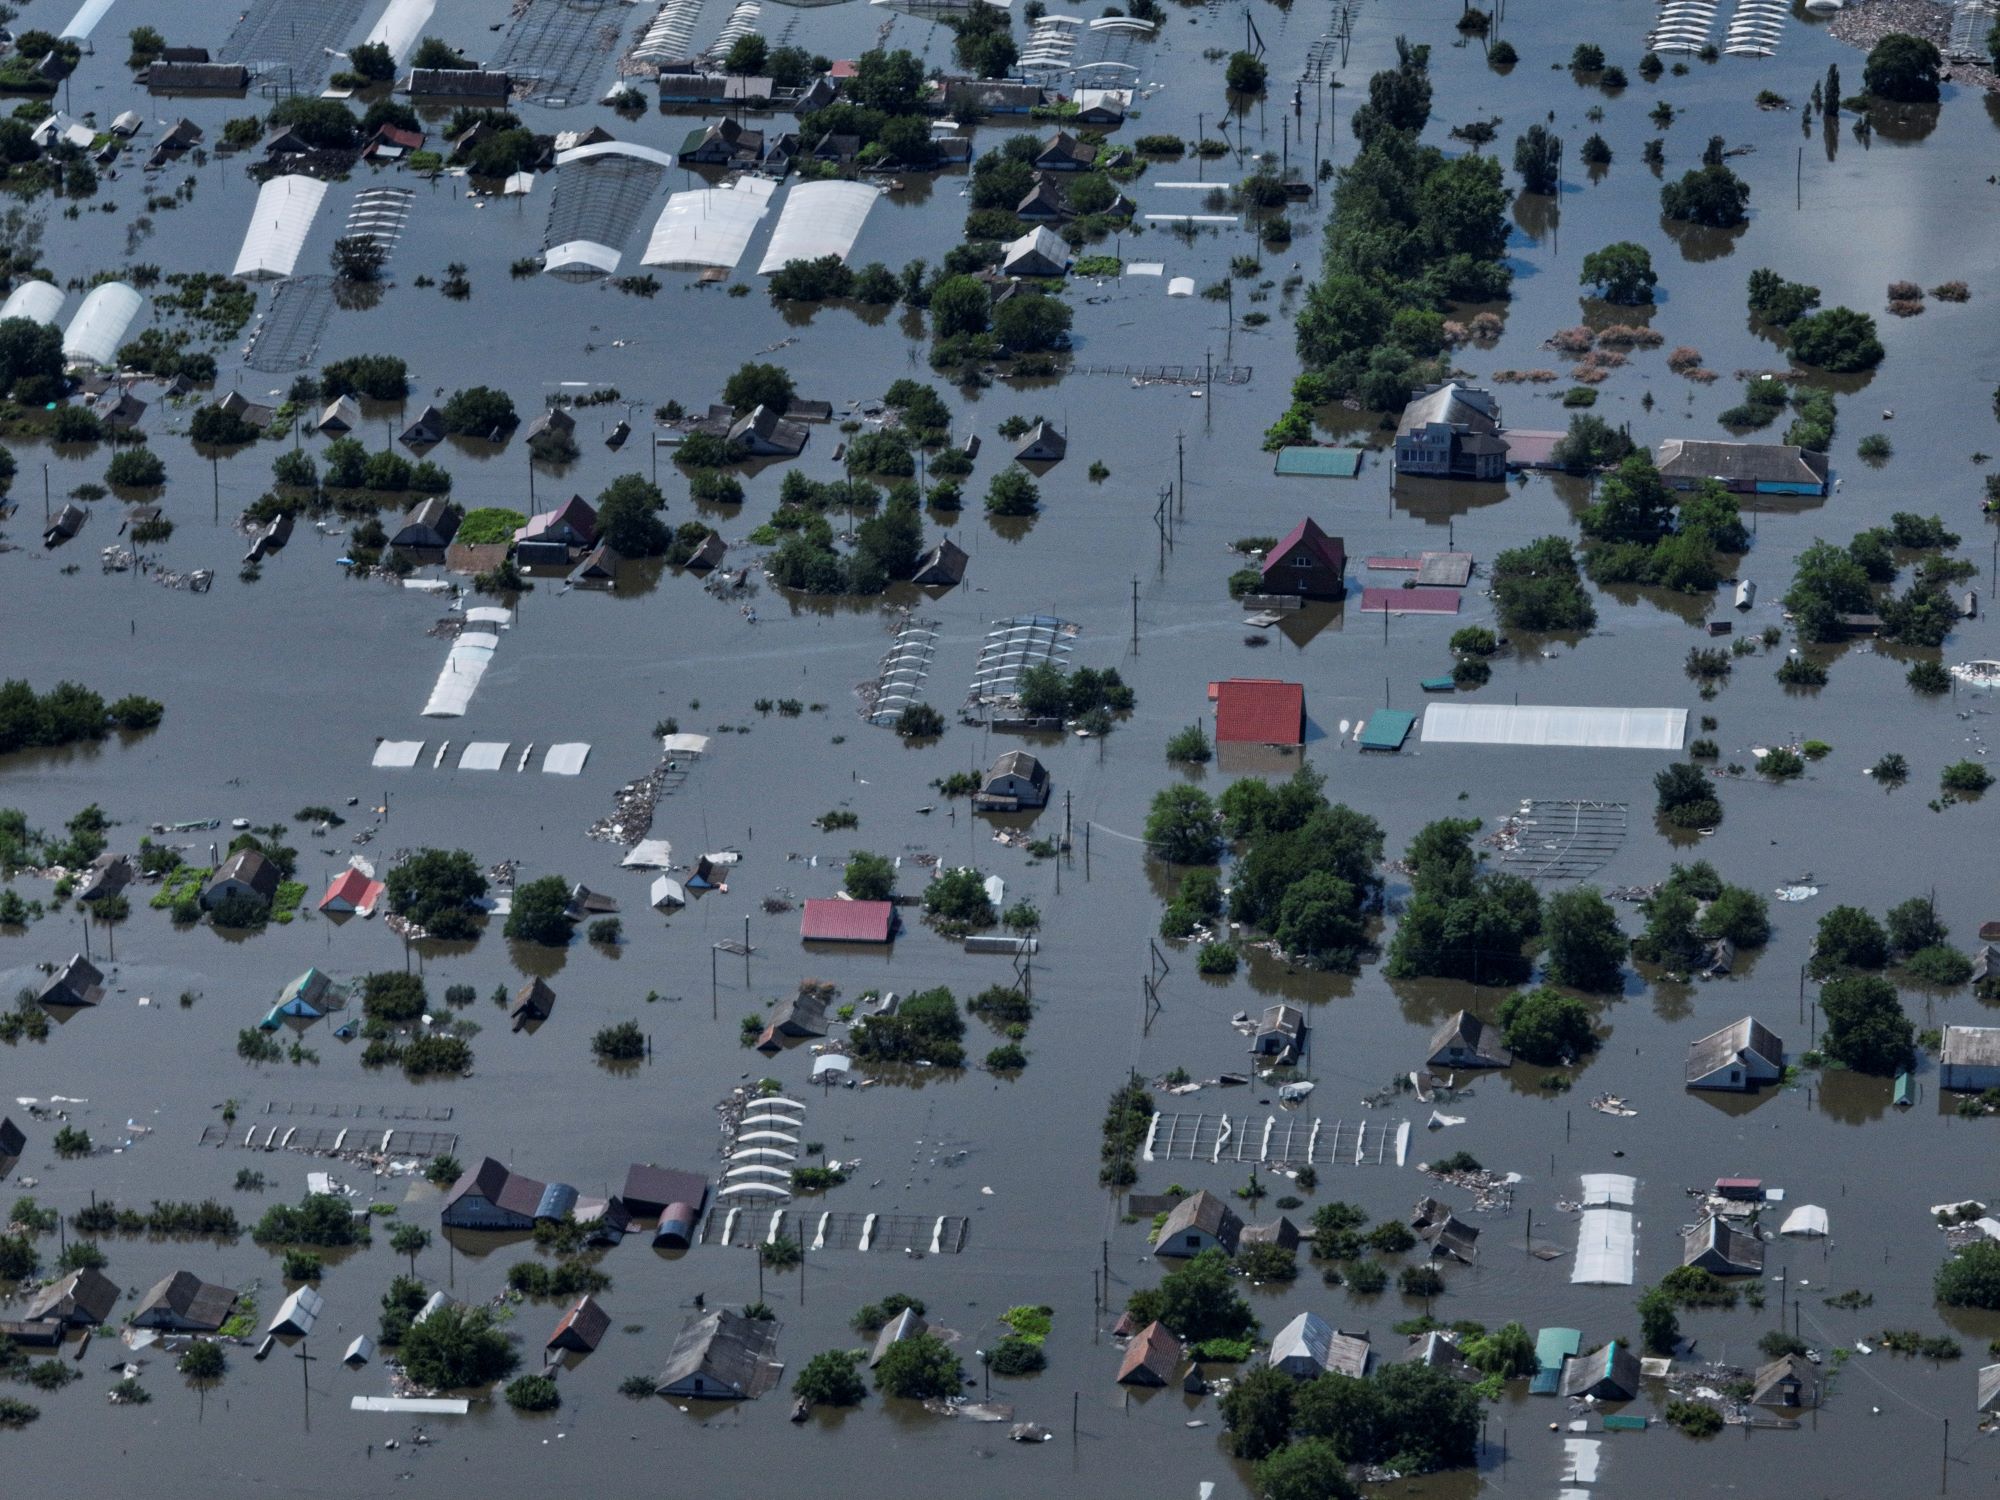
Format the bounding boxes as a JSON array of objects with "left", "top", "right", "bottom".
[
  {"left": 1260, "top": 517, "right": 1344, "bottom": 580},
  {"left": 514, "top": 494, "right": 598, "bottom": 545},
  {"left": 1359, "top": 587, "right": 1460, "bottom": 615},
  {"left": 371, "top": 125, "right": 423, "bottom": 150},
  {"left": 319, "top": 868, "right": 384, "bottom": 913},
  {"left": 1364, "top": 556, "right": 1423, "bottom": 572},
  {"left": 1211, "top": 679, "right": 1304, "bottom": 745},
  {"left": 829, "top": 60, "right": 858, "bottom": 78},
  {"left": 800, "top": 898, "right": 895, "bottom": 943}
]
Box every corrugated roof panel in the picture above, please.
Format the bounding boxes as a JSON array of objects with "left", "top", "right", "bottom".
[
  {"left": 642, "top": 176, "right": 779, "bottom": 270},
  {"left": 1274, "top": 447, "right": 1362, "bottom": 477},
  {"left": 757, "top": 181, "right": 880, "bottom": 274},
  {"left": 233, "top": 174, "right": 329, "bottom": 280},
  {"left": 1421, "top": 704, "right": 1687, "bottom": 750}
]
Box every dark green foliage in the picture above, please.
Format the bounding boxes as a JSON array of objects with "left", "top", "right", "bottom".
[
  {"left": 1496, "top": 987, "right": 1597, "bottom": 1064},
  {"left": 1937, "top": 1241, "right": 2000, "bottom": 1308},
  {"left": 505, "top": 1374, "right": 560, "bottom": 1411},
  {"left": 440, "top": 386, "right": 516, "bottom": 437},
  {"left": 1146, "top": 785, "right": 1221, "bottom": 865},
  {"left": 1818, "top": 973, "right": 1913, "bottom": 1075},
  {"left": 1513, "top": 125, "right": 1561, "bottom": 193},
  {"left": 1220, "top": 1365, "right": 1295, "bottom": 1459},
  {"left": 1661, "top": 162, "right": 1750, "bottom": 227},
  {"left": 921, "top": 868, "right": 992, "bottom": 928},
  {"left": 252, "top": 1194, "right": 366, "bottom": 1247},
  {"left": 397, "top": 1304, "right": 519, "bottom": 1389},
  {"left": 268, "top": 97, "right": 360, "bottom": 149},
  {"left": 1385, "top": 817, "right": 1541, "bottom": 983},
  {"left": 851, "top": 986, "right": 965, "bottom": 1067},
  {"left": 503, "top": 875, "right": 574, "bottom": 946},
  {"left": 795, "top": 1349, "right": 867, "bottom": 1406},
  {"left": 1655, "top": 761, "right": 1722, "bottom": 829},
  {"left": 361, "top": 972, "right": 427, "bottom": 1023},
  {"left": 1291, "top": 1363, "right": 1479, "bottom": 1472},
  {"left": 873, "top": 1332, "right": 960, "bottom": 1398},
  {"left": 1550, "top": 414, "right": 1636, "bottom": 472},
  {"left": 1787, "top": 307, "right": 1884, "bottom": 372},
  {"left": 1490, "top": 537, "right": 1596, "bottom": 631},
  {"left": 1863, "top": 33, "right": 1942, "bottom": 102},
  {"left": 1812, "top": 905, "right": 1889, "bottom": 975},
  {"left": 1124, "top": 1248, "right": 1256, "bottom": 1342},
  {"left": 1542, "top": 887, "right": 1626, "bottom": 992},
  {"left": 105, "top": 448, "right": 165, "bottom": 488},
  {"left": 1101, "top": 1080, "right": 1154, "bottom": 1187},
  {"left": 321, "top": 355, "right": 410, "bottom": 401}
]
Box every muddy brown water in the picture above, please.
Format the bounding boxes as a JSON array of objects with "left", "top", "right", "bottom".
[{"left": 2, "top": 1, "right": 1999, "bottom": 1495}]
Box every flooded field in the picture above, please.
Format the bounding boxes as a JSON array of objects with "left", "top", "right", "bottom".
[{"left": 2, "top": 0, "right": 1999, "bottom": 1496}]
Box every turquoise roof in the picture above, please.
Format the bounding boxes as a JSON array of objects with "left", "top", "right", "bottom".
[{"left": 1274, "top": 446, "right": 1362, "bottom": 478}]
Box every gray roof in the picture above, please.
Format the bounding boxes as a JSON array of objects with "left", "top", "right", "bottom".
[
  {"left": 407, "top": 68, "right": 511, "bottom": 99},
  {"left": 912, "top": 537, "right": 968, "bottom": 585},
  {"left": 1683, "top": 1215, "right": 1764, "bottom": 1274},
  {"left": 656, "top": 1309, "right": 780, "bottom": 1397},
  {"left": 207, "top": 848, "right": 279, "bottom": 899},
  {"left": 511, "top": 977, "right": 556, "bottom": 1021},
  {"left": 1427, "top": 1010, "right": 1511, "bottom": 1067},
  {"left": 621, "top": 1163, "right": 709, "bottom": 1217},
  {"left": 869, "top": 1306, "right": 928, "bottom": 1366},
  {"left": 394, "top": 497, "right": 460, "bottom": 545},
  {"left": 133, "top": 1270, "right": 237, "bottom": 1330},
  {"left": 1752, "top": 1353, "right": 1819, "bottom": 1409},
  {"left": 1269, "top": 1310, "right": 1333, "bottom": 1374},
  {"left": 1396, "top": 382, "right": 1500, "bottom": 439},
  {"left": 445, "top": 1156, "right": 547, "bottom": 1219},
  {"left": 1560, "top": 1340, "right": 1640, "bottom": 1400},
  {"left": 145, "top": 61, "right": 250, "bottom": 92},
  {"left": 1153, "top": 1189, "right": 1243, "bottom": 1252},
  {"left": 548, "top": 1294, "right": 611, "bottom": 1352},
  {"left": 1653, "top": 439, "right": 1830, "bottom": 488},
  {"left": 25, "top": 1267, "right": 119, "bottom": 1324},
  {"left": 1942, "top": 1026, "right": 2000, "bottom": 1068},
  {"left": 0, "top": 1116, "right": 23, "bottom": 1157},
  {"left": 1685, "top": 1016, "right": 1784, "bottom": 1083},
  {"left": 41, "top": 953, "right": 105, "bottom": 1007},
  {"left": 1239, "top": 1216, "right": 1301, "bottom": 1253},
  {"left": 985, "top": 750, "right": 1047, "bottom": 787}
]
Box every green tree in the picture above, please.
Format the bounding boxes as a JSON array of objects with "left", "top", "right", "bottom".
[
  {"left": 1495, "top": 987, "right": 1597, "bottom": 1064},
  {"left": 440, "top": 386, "right": 517, "bottom": 437},
  {"left": 1550, "top": 414, "right": 1637, "bottom": 473},
  {"left": 849, "top": 48, "right": 924, "bottom": 113},
  {"left": 1255, "top": 1439, "right": 1359, "bottom": 1500},
  {"left": 346, "top": 41, "right": 396, "bottom": 82},
  {"left": 1127, "top": 1248, "right": 1256, "bottom": 1342},
  {"left": 1638, "top": 1285, "right": 1680, "bottom": 1352},
  {"left": 1937, "top": 1241, "right": 2000, "bottom": 1308},
  {"left": 389, "top": 1222, "right": 431, "bottom": 1275},
  {"left": 1818, "top": 973, "right": 1912, "bottom": 1074},
  {"left": 1886, "top": 896, "right": 1948, "bottom": 957},
  {"left": 269, "top": 97, "right": 360, "bottom": 148},
  {"left": 1146, "top": 785, "right": 1221, "bottom": 865},
  {"left": 724, "top": 33, "right": 768, "bottom": 75},
  {"left": 1786, "top": 307, "right": 1884, "bottom": 372},
  {"left": 1219, "top": 1364, "right": 1295, "bottom": 1459},
  {"left": 1660, "top": 163, "right": 1750, "bottom": 228},
  {"left": 844, "top": 851, "right": 895, "bottom": 901},
  {"left": 382, "top": 849, "right": 488, "bottom": 940},
  {"left": 0, "top": 316, "right": 64, "bottom": 396},
  {"left": 794, "top": 1349, "right": 867, "bottom": 1406},
  {"left": 1490, "top": 536, "right": 1596, "bottom": 631},
  {"left": 984, "top": 467, "right": 1039, "bottom": 516},
  {"left": 873, "top": 1331, "right": 961, "bottom": 1397},
  {"left": 504, "top": 875, "right": 575, "bottom": 946},
  {"left": 992, "top": 293, "right": 1071, "bottom": 354},
  {"left": 1225, "top": 52, "right": 1268, "bottom": 95},
  {"left": 1513, "top": 125, "right": 1562, "bottom": 193},
  {"left": 1542, "top": 887, "right": 1625, "bottom": 992},
  {"left": 1863, "top": 33, "right": 1942, "bottom": 102},
  {"left": 1273, "top": 871, "right": 1364, "bottom": 965},
  {"left": 397, "top": 1304, "right": 519, "bottom": 1389},
  {"left": 1812, "top": 905, "right": 1889, "bottom": 974},
  {"left": 177, "top": 1341, "right": 226, "bottom": 1380},
  {"left": 596, "top": 486, "right": 669, "bottom": 557},
  {"left": 1654, "top": 761, "right": 1722, "bottom": 829},
  {"left": 723, "top": 362, "right": 794, "bottom": 414},
  {"left": 1580, "top": 241, "right": 1656, "bottom": 304},
  {"left": 331, "top": 236, "right": 388, "bottom": 283},
  {"left": 1747, "top": 268, "right": 1820, "bottom": 325},
  {"left": 1461, "top": 1321, "right": 1537, "bottom": 1377}
]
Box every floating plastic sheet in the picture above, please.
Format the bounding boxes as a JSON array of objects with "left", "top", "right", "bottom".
[
  {"left": 757, "top": 181, "right": 881, "bottom": 275},
  {"left": 642, "top": 175, "right": 780, "bottom": 271},
  {"left": 661, "top": 732, "right": 710, "bottom": 755},
  {"left": 458, "top": 742, "right": 510, "bottom": 771},
  {"left": 542, "top": 742, "right": 590, "bottom": 775},
  {"left": 1780, "top": 1204, "right": 1829, "bottom": 1236},
  {"left": 1166, "top": 276, "right": 1195, "bottom": 296},
  {"left": 1580, "top": 1173, "right": 1637, "bottom": 1207},
  {"left": 372, "top": 740, "right": 424, "bottom": 769},
  {"left": 233, "top": 175, "right": 329, "bottom": 281}
]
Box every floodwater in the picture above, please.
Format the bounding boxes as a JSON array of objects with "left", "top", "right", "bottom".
[{"left": 3, "top": 0, "right": 1999, "bottom": 1495}]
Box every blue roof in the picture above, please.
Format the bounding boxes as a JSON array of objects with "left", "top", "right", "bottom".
[
  {"left": 1358, "top": 709, "right": 1416, "bottom": 751},
  {"left": 535, "top": 1182, "right": 579, "bottom": 1222}
]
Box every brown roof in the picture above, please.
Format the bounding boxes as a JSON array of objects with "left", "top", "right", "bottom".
[
  {"left": 621, "top": 1163, "right": 710, "bottom": 1218},
  {"left": 25, "top": 1267, "right": 118, "bottom": 1324},
  {"left": 1117, "top": 1320, "right": 1180, "bottom": 1385},
  {"left": 511, "top": 977, "right": 556, "bottom": 1021},
  {"left": 133, "top": 1270, "right": 237, "bottom": 1330},
  {"left": 547, "top": 1294, "right": 611, "bottom": 1352},
  {"left": 207, "top": 847, "right": 279, "bottom": 899},
  {"left": 1153, "top": 1189, "right": 1243, "bottom": 1253},
  {"left": 446, "top": 1155, "right": 547, "bottom": 1218}
]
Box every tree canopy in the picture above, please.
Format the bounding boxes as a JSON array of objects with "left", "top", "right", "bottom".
[
  {"left": 1864, "top": 33, "right": 1942, "bottom": 103},
  {"left": 382, "top": 849, "right": 488, "bottom": 940},
  {"left": 1580, "top": 241, "right": 1656, "bottom": 304}
]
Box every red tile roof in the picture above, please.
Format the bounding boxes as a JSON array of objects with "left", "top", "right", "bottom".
[
  {"left": 800, "top": 898, "right": 896, "bottom": 943},
  {"left": 1211, "top": 679, "right": 1304, "bottom": 745},
  {"left": 1358, "top": 586, "right": 1460, "bottom": 615},
  {"left": 318, "top": 868, "right": 384, "bottom": 912},
  {"left": 1260, "top": 517, "right": 1344, "bottom": 580}
]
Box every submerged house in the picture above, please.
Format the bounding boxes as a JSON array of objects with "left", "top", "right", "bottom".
[
  {"left": 39, "top": 953, "right": 105, "bottom": 1008},
  {"left": 869, "top": 1306, "right": 928, "bottom": 1367},
  {"left": 318, "top": 867, "right": 384, "bottom": 916},
  {"left": 26, "top": 1267, "right": 119, "bottom": 1326},
  {"left": 1013, "top": 419, "right": 1067, "bottom": 463},
  {"left": 1683, "top": 1215, "right": 1765, "bottom": 1276},
  {"left": 1560, "top": 1341, "right": 1640, "bottom": 1402},
  {"left": 1940, "top": 1026, "right": 2000, "bottom": 1092},
  {"left": 546, "top": 1294, "right": 611, "bottom": 1355},
  {"left": 1684, "top": 1017, "right": 1784, "bottom": 1092},
  {"left": 511, "top": 977, "right": 556, "bottom": 1028},
  {"left": 621, "top": 1163, "right": 710, "bottom": 1224},
  {"left": 1753, "top": 1353, "right": 1819, "bottom": 1411},
  {"left": 728, "top": 404, "right": 808, "bottom": 457},
  {"left": 1117, "top": 1320, "right": 1180, "bottom": 1386},
  {"left": 1001, "top": 228, "right": 1069, "bottom": 279},
  {"left": 400, "top": 404, "right": 446, "bottom": 448},
  {"left": 203, "top": 848, "right": 279, "bottom": 910},
  {"left": 132, "top": 1271, "right": 238, "bottom": 1333},
  {"left": 1268, "top": 1311, "right": 1334, "bottom": 1379},
  {"left": 655, "top": 1309, "right": 781, "bottom": 1399},
  {"left": 1392, "top": 383, "right": 1506, "bottom": 480},
  {"left": 1152, "top": 1189, "right": 1243, "bottom": 1258},
  {"left": 1211, "top": 678, "right": 1305, "bottom": 747},
  {"left": 973, "top": 750, "right": 1049, "bottom": 812},
  {"left": 799, "top": 898, "right": 896, "bottom": 944},
  {"left": 911, "top": 537, "right": 968, "bottom": 588},
  {"left": 1653, "top": 438, "right": 1830, "bottom": 498},
  {"left": 1258, "top": 518, "right": 1347, "bottom": 601},
  {"left": 755, "top": 988, "right": 830, "bottom": 1051},
  {"left": 317, "top": 395, "right": 361, "bottom": 435},
  {"left": 392, "top": 498, "right": 461, "bottom": 550},
  {"left": 1251, "top": 1004, "right": 1306, "bottom": 1063},
  {"left": 440, "top": 1157, "right": 550, "bottom": 1231},
  {"left": 1427, "top": 1011, "right": 1512, "bottom": 1070},
  {"left": 1034, "top": 130, "right": 1096, "bottom": 171}
]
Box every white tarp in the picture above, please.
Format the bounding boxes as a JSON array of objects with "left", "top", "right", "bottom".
[
  {"left": 362, "top": 0, "right": 436, "bottom": 63},
  {"left": 1124, "top": 262, "right": 1163, "bottom": 277},
  {"left": 351, "top": 1396, "right": 469, "bottom": 1414},
  {"left": 642, "top": 175, "right": 780, "bottom": 270},
  {"left": 60, "top": 0, "right": 117, "bottom": 40},
  {"left": 0, "top": 281, "right": 63, "bottom": 326},
  {"left": 233, "top": 175, "right": 329, "bottom": 281},
  {"left": 458, "top": 742, "right": 509, "bottom": 771},
  {"left": 757, "top": 181, "right": 881, "bottom": 274},
  {"left": 1166, "top": 276, "right": 1195, "bottom": 297},
  {"left": 422, "top": 630, "right": 498, "bottom": 717},
  {"left": 542, "top": 743, "right": 590, "bottom": 775},
  {"left": 371, "top": 740, "right": 424, "bottom": 769},
  {"left": 1571, "top": 1207, "right": 1636, "bottom": 1285},
  {"left": 812, "top": 1054, "right": 852, "bottom": 1079},
  {"left": 62, "top": 282, "right": 143, "bottom": 368},
  {"left": 543, "top": 239, "right": 623, "bottom": 278},
  {"left": 1420, "top": 703, "right": 1687, "bottom": 751},
  {"left": 622, "top": 839, "right": 673, "bottom": 869},
  {"left": 1780, "top": 1204, "right": 1829, "bottom": 1236},
  {"left": 464, "top": 606, "right": 513, "bottom": 626},
  {"left": 661, "top": 733, "right": 710, "bottom": 755},
  {"left": 1580, "top": 1173, "right": 1637, "bottom": 1207}
]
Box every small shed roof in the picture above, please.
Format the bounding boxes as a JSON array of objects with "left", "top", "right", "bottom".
[{"left": 547, "top": 1294, "right": 611, "bottom": 1352}]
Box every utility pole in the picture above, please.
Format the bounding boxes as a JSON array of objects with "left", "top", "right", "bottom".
[{"left": 1130, "top": 576, "right": 1139, "bottom": 655}]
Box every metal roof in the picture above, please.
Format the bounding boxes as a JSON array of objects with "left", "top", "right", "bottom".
[
  {"left": 642, "top": 175, "right": 779, "bottom": 271},
  {"left": 1273, "top": 446, "right": 1362, "bottom": 477},
  {"left": 800, "top": 898, "right": 895, "bottom": 943},
  {"left": 1358, "top": 709, "right": 1416, "bottom": 752},
  {"left": 1421, "top": 703, "right": 1687, "bottom": 750},
  {"left": 1212, "top": 678, "right": 1304, "bottom": 745},
  {"left": 1359, "top": 586, "right": 1460, "bottom": 615},
  {"left": 0, "top": 280, "right": 63, "bottom": 326},
  {"left": 1571, "top": 1207, "right": 1636, "bottom": 1285}
]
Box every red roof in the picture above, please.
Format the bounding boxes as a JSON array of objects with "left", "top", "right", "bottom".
[
  {"left": 1211, "top": 679, "right": 1304, "bottom": 745},
  {"left": 1359, "top": 586, "right": 1460, "bottom": 615},
  {"left": 318, "top": 868, "right": 384, "bottom": 912},
  {"left": 370, "top": 124, "right": 423, "bottom": 151},
  {"left": 800, "top": 898, "right": 896, "bottom": 943},
  {"left": 829, "top": 60, "right": 858, "bottom": 78},
  {"left": 1260, "top": 517, "right": 1344, "bottom": 580},
  {"left": 1364, "top": 556, "right": 1423, "bottom": 572}
]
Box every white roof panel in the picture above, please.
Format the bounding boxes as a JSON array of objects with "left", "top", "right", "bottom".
[
  {"left": 622, "top": 839, "right": 673, "bottom": 869},
  {"left": 0, "top": 280, "right": 64, "bottom": 326},
  {"left": 543, "top": 239, "right": 623, "bottom": 278},
  {"left": 1571, "top": 1207, "right": 1636, "bottom": 1285},
  {"left": 642, "top": 175, "right": 779, "bottom": 271},
  {"left": 233, "top": 175, "right": 330, "bottom": 281},
  {"left": 1780, "top": 1204, "right": 1829, "bottom": 1236},
  {"left": 422, "top": 631, "right": 498, "bottom": 717},
  {"left": 458, "top": 741, "right": 510, "bottom": 771},
  {"left": 464, "top": 606, "right": 513, "bottom": 626},
  {"left": 1580, "top": 1173, "right": 1637, "bottom": 1207},
  {"left": 661, "top": 732, "right": 710, "bottom": 754},
  {"left": 62, "top": 282, "right": 143, "bottom": 368},
  {"left": 650, "top": 875, "right": 686, "bottom": 909},
  {"left": 542, "top": 742, "right": 591, "bottom": 775},
  {"left": 1420, "top": 703, "right": 1687, "bottom": 750},
  {"left": 1166, "top": 276, "right": 1195, "bottom": 297},
  {"left": 371, "top": 740, "right": 425, "bottom": 769},
  {"left": 60, "top": 0, "right": 117, "bottom": 40},
  {"left": 362, "top": 0, "right": 436, "bottom": 63},
  {"left": 757, "top": 181, "right": 881, "bottom": 275}
]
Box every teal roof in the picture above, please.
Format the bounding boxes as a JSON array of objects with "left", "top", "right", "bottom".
[
  {"left": 1274, "top": 446, "right": 1362, "bottom": 478},
  {"left": 1530, "top": 1327, "right": 1581, "bottom": 1393},
  {"left": 1420, "top": 675, "right": 1456, "bottom": 692},
  {"left": 1358, "top": 709, "right": 1416, "bottom": 751}
]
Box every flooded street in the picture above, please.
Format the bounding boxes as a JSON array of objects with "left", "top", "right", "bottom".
[{"left": 3, "top": 0, "right": 2000, "bottom": 1495}]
